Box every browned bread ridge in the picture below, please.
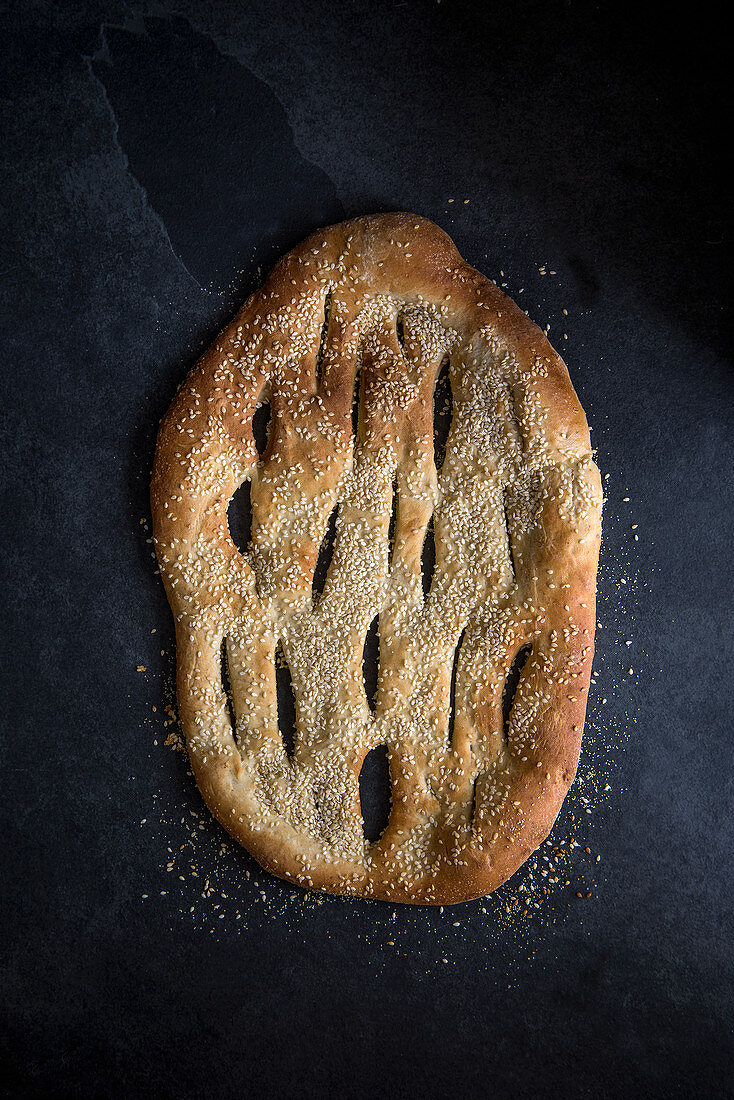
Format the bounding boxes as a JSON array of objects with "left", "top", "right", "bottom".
[{"left": 151, "top": 213, "right": 602, "bottom": 904}]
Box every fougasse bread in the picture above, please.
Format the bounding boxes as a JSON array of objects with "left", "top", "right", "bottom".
[{"left": 151, "top": 213, "right": 602, "bottom": 904}]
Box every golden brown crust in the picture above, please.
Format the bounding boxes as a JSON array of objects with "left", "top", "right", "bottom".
[{"left": 151, "top": 213, "right": 602, "bottom": 905}]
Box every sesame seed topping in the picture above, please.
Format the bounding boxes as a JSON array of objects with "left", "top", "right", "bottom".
[{"left": 150, "top": 214, "right": 602, "bottom": 904}]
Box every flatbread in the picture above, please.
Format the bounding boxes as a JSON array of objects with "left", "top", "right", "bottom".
[{"left": 151, "top": 213, "right": 602, "bottom": 904}]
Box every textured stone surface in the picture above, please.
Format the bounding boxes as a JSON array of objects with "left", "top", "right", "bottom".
[{"left": 1, "top": 2, "right": 731, "bottom": 1096}]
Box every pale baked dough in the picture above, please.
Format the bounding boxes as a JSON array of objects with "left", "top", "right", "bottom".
[{"left": 151, "top": 213, "right": 602, "bottom": 904}]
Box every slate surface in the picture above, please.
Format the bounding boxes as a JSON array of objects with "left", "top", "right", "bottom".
[{"left": 1, "top": 2, "right": 732, "bottom": 1097}]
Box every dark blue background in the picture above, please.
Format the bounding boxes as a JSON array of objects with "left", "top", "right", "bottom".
[{"left": 1, "top": 2, "right": 732, "bottom": 1097}]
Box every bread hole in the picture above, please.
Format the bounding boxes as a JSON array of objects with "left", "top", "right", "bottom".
[
  {"left": 396, "top": 314, "right": 407, "bottom": 357},
  {"left": 312, "top": 504, "right": 338, "bottom": 599},
  {"left": 421, "top": 515, "right": 436, "bottom": 597},
  {"left": 433, "top": 354, "right": 453, "bottom": 470},
  {"left": 227, "top": 477, "right": 252, "bottom": 555},
  {"left": 470, "top": 775, "right": 479, "bottom": 829},
  {"left": 314, "top": 287, "right": 332, "bottom": 388},
  {"left": 252, "top": 401, "right": 271, "bottom": 457},
  {"left": 220, "top": 637, "right": 236, "bottom": 736},
  {"left": 363, "top": 615, "right": 379, "bottom": 712},
  {"left": 503, "top": 492, "right": 517, "bottom": 580},
  {"left": 448, "top": 628, "right": 466, "bottom": 746},
  {"left": 387, "top": 479, "right": 397, "bottom": 567},
  {"left": 396, "top": 311, "right": 422, "bottom": 382},
  {"left": 502, "top": 645, "right": 532, "bottom": 741},
  {"left": 359, "top": 744, "right": 391, "bottom": 842},
  {"left": 275, "top": 642, "right": 297, "bottom": 758},
  {"left": 351, "top": 357, "right": 362, "bottom": 440}
]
